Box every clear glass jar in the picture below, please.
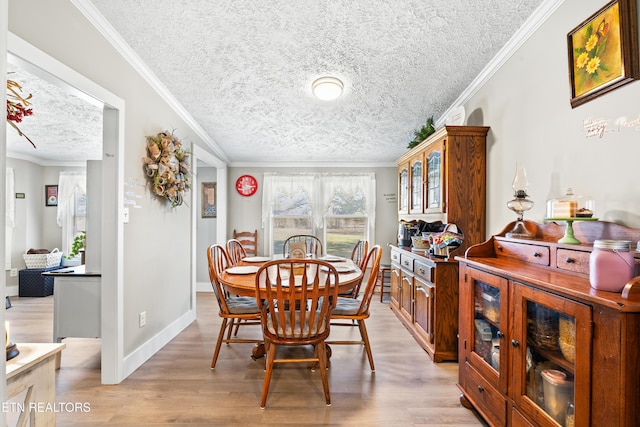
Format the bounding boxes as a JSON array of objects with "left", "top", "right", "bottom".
[
  {"left": 590, "top": 240, "right": 634, "bottom": 292},
  {"left": 546, "top": 188, "right": 595, "bottom": 218}
]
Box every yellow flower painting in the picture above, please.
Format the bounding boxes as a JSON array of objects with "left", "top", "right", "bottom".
[
  {"left": 567, "top": 0, "right": 638, "bottom": 108},
  {"left": 571, "top": 3, "right": 621, "bottom": 97}
]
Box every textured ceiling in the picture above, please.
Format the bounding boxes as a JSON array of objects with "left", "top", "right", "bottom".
[
  {"left": 6, "top": 61, "right": 103, "bottom": 163},
  {"left": 7, "top": 0, "right": 546, "bottom": 165}
]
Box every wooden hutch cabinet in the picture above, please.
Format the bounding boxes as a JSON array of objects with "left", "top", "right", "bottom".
[
  {"left": 456, "top": 220, "right": 640, "bottom": 427},
  {"left": 390, "top": 246, "right": 459, "bottom": 362},
  {"left": 396, "top": 125, "right": 489, "bottom": 252},
  {"left": 391, "top": 125, "right": 489, "bottom": 362}
]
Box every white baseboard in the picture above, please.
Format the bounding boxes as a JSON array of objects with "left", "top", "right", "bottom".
[
  {"left": 121, "top": 307, "right": 196, "bottom": 380},
  {"left": 6, "top": 285, "right": 18, "bottom": 297},
  {"left": 197, "top": 281, "right": 212, "bottom": 292}
]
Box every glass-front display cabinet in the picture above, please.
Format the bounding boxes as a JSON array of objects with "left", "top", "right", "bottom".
[
  {"left": 458, "top": 220, "right": 640, "bottom": 427},
  {"left": 511, "top": 283, "right": 591, "bottom": 427},
  {"left": 398, "top": 163, "right": 409, "bottom": 214},
  {"left": 464, "top": 267, "right": 509, "bottom": 394},
  {"left": 425, "top": 140, "right": 444, "bottom": 213},
  {"left": 410, "top": 155, "right": 423, "bottom": 214}
]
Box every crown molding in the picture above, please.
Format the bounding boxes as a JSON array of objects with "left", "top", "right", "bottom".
[
  {"left": 437, "top": 0, "right": 565, "bottom": 127},
  {"left": 70, "top": 0, "right": 230, "bottom": 165},
  {"left": 228, "top": 161, "right": 397, "bottom": 168},
  {"left": 7, "top": 152, "right": 87, "bottom": 168}
]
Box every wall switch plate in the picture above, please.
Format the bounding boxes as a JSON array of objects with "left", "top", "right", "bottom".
[
  {"left": 10, "top": 268, "right": 18, "bottom": 277},
  {"left": 139, "top": 311, "right": 146, "bottom": 328}
]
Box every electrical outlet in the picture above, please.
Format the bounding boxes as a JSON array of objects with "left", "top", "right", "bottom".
[
  {"left": 139, "top": 311, "right": 146, "bottom": 328},
  {"left": 10, "top": 268, "right": 18, "bottom": 277}
]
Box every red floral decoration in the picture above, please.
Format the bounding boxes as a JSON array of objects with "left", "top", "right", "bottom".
[{"left": 6, "top": 75, "right": 36, "bottom": 148}]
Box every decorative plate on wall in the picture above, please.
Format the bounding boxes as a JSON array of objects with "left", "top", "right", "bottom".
[{"left": 236, "top": 175, "right": 258, "bottom": 197}]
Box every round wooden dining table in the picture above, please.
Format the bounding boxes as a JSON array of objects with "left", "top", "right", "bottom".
[
  {"left": 218, "top": 256, "right": 363, "bottom": 360},
  {"left": 218, "top": 257, "right": 363, "bottom": 298}
]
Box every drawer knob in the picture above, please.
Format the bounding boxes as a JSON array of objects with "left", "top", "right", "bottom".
[
  {"left": 566, "top": 257, "right": 575, "bottom": 263},
  {"left": 533, "top": 252, "right": 541, "bottom": 258},
  {"left": 403, "top": 260, "right": 409, "bottom": 266},
  {"left": 497, "top": 245, "right": 503, "bottom": 251},
  {"left": 419, "top": 268, "right": 425, "bottom": 274},
  {"left": 511, "top": 339, "right": 520, "bottom": 348},
  {"left": 497, "top": 331, "right": 504, "bottom": 339},
  {"left": 477, "top": 385, "right": 485, "bottom": 393}
]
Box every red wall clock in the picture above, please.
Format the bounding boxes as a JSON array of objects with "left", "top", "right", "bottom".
[{"left": 235, "top": 174, "right": 258, "bottom": 197}]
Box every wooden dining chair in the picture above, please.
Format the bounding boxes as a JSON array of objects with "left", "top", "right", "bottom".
[
  {"left": 207, "top": 244, "right": 262, "bottom": 369},
  {"left": 326, "top": 245, "right": 382, "bottom": 372},
  {"left": 282, "top": 234, "right": 323, "bottom": 258},
  {"left": 340, "top": 239, "right": 369, "bottom": 298},
  {"left": 226, "top": 238, "right": 247, "bottom": 266},
  {"left": 233, "top": 229, "right": 258, "bottom": 256},
  {"left": 254, "top": 259, "right": 339, "bottom": 408}
]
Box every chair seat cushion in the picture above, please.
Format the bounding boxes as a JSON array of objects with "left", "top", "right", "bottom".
[
  {"left": 227, "top": 296, "right": 260, "bottom": 314},
  {"left": 331, "top": 297, "right": 363, "bottom": 316},
  {"left": 266, "top": 310, "right": 327, "bottom": 338}
]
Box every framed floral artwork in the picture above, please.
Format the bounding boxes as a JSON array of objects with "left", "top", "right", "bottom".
[
  {"left": 567, "top": 0, "right": 639, "bottom": 108},
  {"left": 201, "top": 182, "right": 217, "bottom": 218}
]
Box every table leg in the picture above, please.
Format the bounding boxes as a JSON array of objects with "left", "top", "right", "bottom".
[{"left": 251, "top": 343, "right": 266, "bottom": 360}]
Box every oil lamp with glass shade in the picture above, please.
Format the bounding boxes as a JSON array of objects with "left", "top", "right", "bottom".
[{"left": 505, "top": 163, "right": 534, "bottom": 239}]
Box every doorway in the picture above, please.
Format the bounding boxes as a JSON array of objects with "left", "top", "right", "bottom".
[{"left": 5, "top": 33, "right": 125, "bottom": 385}]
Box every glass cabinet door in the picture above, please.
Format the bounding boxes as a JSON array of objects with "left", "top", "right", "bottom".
[
  {"left": 512, "top": 283, "right": 591, "bottom": 427},
  {"left": 463, "top": 266, "right": 509, "bottom": 393},
  {"left": 410, "top": 156, "right": 423, "bottom": 214},
  {"left": 425, "top": 140, "right": 445, "bottom": 212},
  {"left": 398, "top": 164, "right": 409, "bottom": 214}
]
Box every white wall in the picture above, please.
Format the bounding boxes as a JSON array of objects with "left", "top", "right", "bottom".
[
  {"left": 465, "top": 0, "right": 640, "bottom": 236},
  {"left": 227, "top": 166, "right": 398, "bottom": 265},
  {"left": 8, "top": 0, "right": 209, "bottom": 366}
]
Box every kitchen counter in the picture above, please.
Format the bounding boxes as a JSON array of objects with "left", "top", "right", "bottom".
[{"left": 44, "top": 265, "right": 101, "bottom": 343}]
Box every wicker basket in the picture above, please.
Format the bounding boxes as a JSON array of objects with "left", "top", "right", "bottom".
[{"left": 23, "top": 248, "right": 63, "bottom": 269}]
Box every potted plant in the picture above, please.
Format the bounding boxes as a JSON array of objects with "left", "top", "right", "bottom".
[{"left": 65, "top": 231, "right": 86, "bottom": 264}]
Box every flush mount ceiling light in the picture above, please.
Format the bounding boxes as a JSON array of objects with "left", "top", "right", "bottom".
[{"left": 312, "top": 76, "right": 344, "bottom": 101}]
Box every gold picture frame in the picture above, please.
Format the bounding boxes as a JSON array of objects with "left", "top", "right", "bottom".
[
  {"left": 567, "top": 0, "right": 639, "bottom": 108},
  {"left": 201, "top": 182, "right": 217, "bottom": 218}
]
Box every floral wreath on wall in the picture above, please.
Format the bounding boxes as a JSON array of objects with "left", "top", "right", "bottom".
[{"left": 143, "top": 131, "right": 191, "bottom": 207}]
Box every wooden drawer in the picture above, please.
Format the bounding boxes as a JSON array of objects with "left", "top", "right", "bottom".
[
  {"left": 400, "top": 253, "right": 414, "bottom": 271},
  {"left": 391, "top": 248, "right": 401, "bottom": 265},
  {"left": 414, "top": 258, "right": 434, "bottom": 282},
  {"left": 464, "top": 362, "right": 507, "bottom": 427},
  {"left": 557, "top": 249, "right": 590, "bottom": 275},
  {"left": 494, "top": 240, "right": 550, "bottom": 266}
]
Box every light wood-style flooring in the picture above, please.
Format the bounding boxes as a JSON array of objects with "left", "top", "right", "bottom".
[{"left": 5, "top": 293, "right": 486, "bottom": 426}]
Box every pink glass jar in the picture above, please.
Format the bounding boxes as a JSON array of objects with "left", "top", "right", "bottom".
[{"left": 589, "top": 240, "right": 634, "bottom": 292}]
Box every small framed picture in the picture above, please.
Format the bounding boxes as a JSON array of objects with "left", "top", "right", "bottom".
[
  {"left": 201, "top": 182, "right": 217, "bottom": 218},
  {"left": 567, "top": 0, "right": 639, "bottom": 108},
  {"left": 45, "top": 185, "right": 58, "bottom": 207}
]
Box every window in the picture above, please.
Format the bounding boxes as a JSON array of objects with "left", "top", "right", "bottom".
[
  {"left": 57, "top": 172, "right": 86, "bottom": 259},
  {"left": 272, "top": 186, "right": 314, "bottom": 255},
  {"left": 262, "top": 173, "right": 376, "bottom": 256}
]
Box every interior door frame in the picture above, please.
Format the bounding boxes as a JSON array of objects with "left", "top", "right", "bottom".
[{"left": 5, "top": 32, "right": 126, "bottom": 385}]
